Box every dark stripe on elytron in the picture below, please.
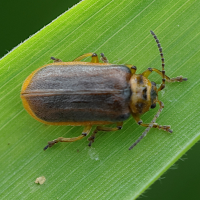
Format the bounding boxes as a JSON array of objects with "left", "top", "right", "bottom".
[
  {"left": 38, "top": 111, "right": 131, "bottom": 122},
  {"left": 26, "top": 91, "right": 131, "bottom": 122}
]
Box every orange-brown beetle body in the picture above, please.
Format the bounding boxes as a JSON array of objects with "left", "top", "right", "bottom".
[{"left": 21, "top": 31, "right": 187, "bottom": 150}]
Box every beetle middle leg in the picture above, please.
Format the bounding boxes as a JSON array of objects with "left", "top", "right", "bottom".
[
  {"left": 88, "top": 122, "right": 123, "bottom": 146},
  {"left": 43, "top": 125, "right": 92, "bottom": 150}
]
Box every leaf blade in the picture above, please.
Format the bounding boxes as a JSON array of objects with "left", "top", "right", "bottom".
[{"left": 0, "top": 0, "right": 200, "bottom": 199}]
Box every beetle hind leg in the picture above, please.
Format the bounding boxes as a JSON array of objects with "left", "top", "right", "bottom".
[
  {"left": 50, "top": 57, "right": 62, "bottom": 62},
  {"left": 100, "top": 53, "right": 108, "bottom": 63},
  {"left": 43, "top": 126, "right": 92, "bottom": 150},
  {"left": 88, "top": 122, "right": 123, "bottom": 147}
]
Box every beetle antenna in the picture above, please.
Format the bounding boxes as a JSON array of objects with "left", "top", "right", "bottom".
[
  {"left": 150, "top": 30, "right": 165, "bottom": 91},
  {"left": 129, "top": 100, "right": 165, "bottom": 150}
]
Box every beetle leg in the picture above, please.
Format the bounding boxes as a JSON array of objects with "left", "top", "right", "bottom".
[
  {"left": 142, "top": 68, "right": 187, "bottom": 82},
  {"left": 88, "top": 122, "right": 123, "bottom": 147},
  {"left": 125, "top": 65, "right": 137, "bottom": 74},
  {"left": 130, "top": 101, "right": 172, "bottom": 149},
  {"left": 73, "top": 53, "right": 100, "bottom": 63},
  {"left": 90, "top": 53, "right": 99, "bottom": 63},
  {"left": 132, "top": 112, "right": 172, "bottom": 133},
  {"left": 100, "top": 53, "right": 108, "bottom": 63},
  {"left": 43, "top": 125, "right": 92, "bottom": 150},
  {"left": 140, "top": 123, "right": 172, "bottom": 132},
  {"left": 73, "top": 53, "right": 93, "bottom": 61},
  {"left": 50, "top": 57, "right": 62, "bottom": 62}
]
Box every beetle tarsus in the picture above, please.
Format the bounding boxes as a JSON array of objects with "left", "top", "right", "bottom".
[
  {"left": 168, "top": 129, "right": 173, "bottom": 133},
  {"left": 82, "top": 132, "right": 87, "bottom": 136},
  {"left": 88, "top": 135, "right": 95, "bottom": 147},
  {"left": 100, "top": 53, "right": 104, "bottom": 57},
  {"left": 100, "top": 53, "right": 108, "bottom": 63},
  {"left": 117, "top": 126, "right": 122, "bottom": 130},
  {"left": 50, "top": 57, "right": 62, "bottom": 62},
  {"left": 43, "top": 145, "right": 49, "bottom": 151},
  {"left": 88, "top": 141, "right": 92, "bottom": 147},
  {"left": 43, "top": 140, "right": 58, "bottom": 150},
  {"left": 170, "top": 76, "right": 188, "bottom": 82},
  {"left": 51, "top": 57, "right": 56, "bottom": 60}
]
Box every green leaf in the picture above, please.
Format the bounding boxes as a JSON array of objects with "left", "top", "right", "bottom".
[{"left": 0, "top": 0, "right": 199, "bottom": 199}]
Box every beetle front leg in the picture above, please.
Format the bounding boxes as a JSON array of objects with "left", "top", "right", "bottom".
[
  {"left": 132, "top": 113, "right": 172, "bottom": 133},
  {"left": 142, "top": 68, "right": 187, "bottom": 82},
  {"left": 88, "top": 122, "right": 123, "bottom": 147},
  {"left": 43, "top": 125, "right": 92, "bottom": 150},
  {"left": 140, "top": 123, "right": 172, "bottom": 133}
]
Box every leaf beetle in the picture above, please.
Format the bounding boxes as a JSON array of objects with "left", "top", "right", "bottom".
[{"left": 20, "top": 31, "right": 187, "bottom": 150}]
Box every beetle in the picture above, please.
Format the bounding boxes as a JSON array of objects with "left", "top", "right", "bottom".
[{"left": 20, "top": 31, "right": 187, "bottom": 150}]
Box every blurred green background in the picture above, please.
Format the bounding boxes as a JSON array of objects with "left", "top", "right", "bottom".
[{"left": 1, "top": 0, "right": 200, "bottom": 199}]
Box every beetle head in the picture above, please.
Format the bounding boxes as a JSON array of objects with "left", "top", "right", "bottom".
[{"left": 129, "top": 74, "right": 158, "bottom": 115}]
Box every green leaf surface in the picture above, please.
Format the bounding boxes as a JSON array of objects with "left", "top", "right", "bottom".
[{"left": 0, "top": 0, "right": 199, "bottom": 199}]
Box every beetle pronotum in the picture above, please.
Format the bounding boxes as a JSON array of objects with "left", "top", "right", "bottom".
[{"left": 20, "top": 31, "right": 187, "bottom": 150}]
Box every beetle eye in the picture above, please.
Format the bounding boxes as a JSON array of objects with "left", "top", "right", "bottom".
[
  {"left": 151, "top": 103, "right": 156, "bottom": 109},
  {"left": 142, "top": 87, "right": 147, "bottom": 100}
]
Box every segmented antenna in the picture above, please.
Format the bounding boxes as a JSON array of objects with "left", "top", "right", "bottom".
[
  {"left": 150, "top": 30, "right": 165, "bottom": 91},
  {"left": 129, "top": 100, "right": 167, "bottom": 150}
]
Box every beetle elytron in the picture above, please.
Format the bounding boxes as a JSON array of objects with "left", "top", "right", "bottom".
[{"left": 20, "top": 31, "right": 187, "bottom": 150}]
